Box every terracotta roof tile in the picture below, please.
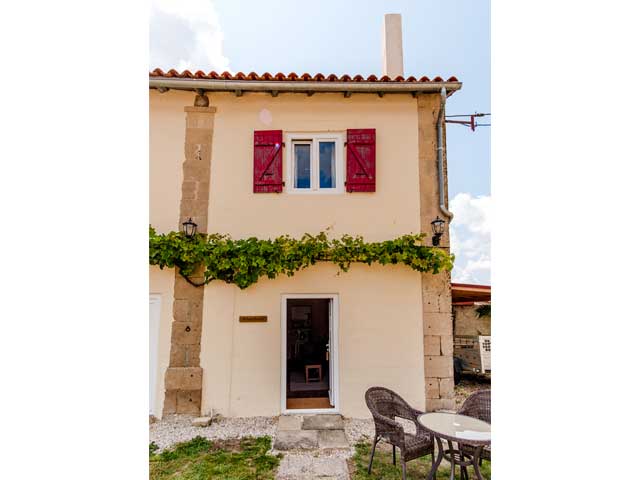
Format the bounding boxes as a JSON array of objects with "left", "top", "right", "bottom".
[{"left": 149, "top": 68, "right": 459, "bottom": 83}]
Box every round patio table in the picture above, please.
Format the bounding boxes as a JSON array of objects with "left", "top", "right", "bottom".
[{"left": 418, "top": 412, "right": 491, "bottom": 480}]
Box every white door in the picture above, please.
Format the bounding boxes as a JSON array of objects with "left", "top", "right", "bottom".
[
  {"left": 149, "top": 295, "right": 162, "bottom": 415},
  {"left": 327, "top": 299, "right": 335, "bottom": 406}
]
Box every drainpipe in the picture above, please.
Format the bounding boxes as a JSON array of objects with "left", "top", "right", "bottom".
[{"left": 437, "top": 87, "right": 454, "bottom": 220}]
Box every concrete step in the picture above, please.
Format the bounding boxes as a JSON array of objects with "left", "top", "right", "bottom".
[
  {"left": 278, "top": 415, "right": 303, "bottom": 431},
  {"left": 302, "top": 414, "right": 344, "bottom": 430},
  {"left": 275, "top": 414, "right": 349, "bottom": 451},
  {"left": 274, "top": 430, "right": 319, "bottom": 450},
  {"left": 318, "top": 430, "right": 349, "bottom": 449},
  {"left": 274, "top": 429, "right": 350, "bottom": 451}
]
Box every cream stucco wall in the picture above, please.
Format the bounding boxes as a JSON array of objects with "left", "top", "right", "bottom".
[
  {"left": 150, "top": 90, "right": 431, "bottom": 418},
  {"left": 149, "top": 94, "right": 184, "bottom": 233},
  {"left": 149, "top": 90, "right": 421, "bottom": 239},
  {"left": 200, "top": 263, "right": 424, "bottom": 418},
  {"left": 149, "top": 266, "right": 175, "bottom": 418}
]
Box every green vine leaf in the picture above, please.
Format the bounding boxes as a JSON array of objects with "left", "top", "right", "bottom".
[{"left": 149, "top": 226, "right": 455, "bottom": 289}]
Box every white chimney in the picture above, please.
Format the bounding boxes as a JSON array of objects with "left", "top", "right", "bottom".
[{"left": 382, "top": 14, "right": 404, "bottom": 78}]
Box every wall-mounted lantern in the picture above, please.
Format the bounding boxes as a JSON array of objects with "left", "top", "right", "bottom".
[
  {"left": 431, "top": 216, "right": 446, "bottom": 246},
  {"left": 182, "top": 217, "right": 198, "bottom": 238}
]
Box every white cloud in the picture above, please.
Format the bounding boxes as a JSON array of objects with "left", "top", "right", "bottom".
[
  {"left": 150, "top": 0, "right": 231, "bottom": 72},
  {"left": 450, "top": 193, "right": 491, "bottom": 285}
]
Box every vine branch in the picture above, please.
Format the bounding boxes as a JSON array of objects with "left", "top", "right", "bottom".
[{"left": 150, "top": 227, "right": 454, "bottom": 289}]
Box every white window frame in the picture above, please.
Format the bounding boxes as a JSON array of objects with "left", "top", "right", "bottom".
[{"left": 285, "top": 132, "right": 345, "bottom": 194}]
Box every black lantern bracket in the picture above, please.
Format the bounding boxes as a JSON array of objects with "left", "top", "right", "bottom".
[
  {"left": 182, "top": 217, "right": 198, "bottom": 238},
  {"left": 431, "top": 216, "right": 446, "bottom": 246}
]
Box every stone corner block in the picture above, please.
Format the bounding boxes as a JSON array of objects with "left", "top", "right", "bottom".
[
  {"left": 423, "top": 312, "right": 453, "bottom": 336},
  {"left": 425, "top": 398, "right": 456, "bottom": 412},
  {"left": 440, "top": 335, "right": 454, "bottom": 356},
  {"left": 425, "top": 377, "right": 440, "bottom": 399},
  {"left": 164, "top": 367, "right": 203, "bottom": 390},
  {"left": 171, "top": 321, "right": 202, "bottom": 345},
  {"left": 424, "top": 355, "right": 453, "bottom": 378},
  {"left": 163, "top": 390, "right": 177, "bottom": 415},
  {"left": 423, "top": 335, "right": 442, "bottom": 356},
  {"left": 184, "top": 106, "right": 218, "bottom": 114},
  {"left": 177, "top": 389, "right": 201, "bottom": 414},
  {"left": 438, "top": 377, "right": 455, "bottom": 399}
]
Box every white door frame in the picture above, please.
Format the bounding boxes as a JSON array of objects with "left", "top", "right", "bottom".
[
  {"left": 149, "top": 294, "right": 162, "bottom": 416},
  {"left": 280, "top": 293, "right": 340, "bottom": 415}
]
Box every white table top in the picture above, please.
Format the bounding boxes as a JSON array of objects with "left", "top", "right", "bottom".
[{"left": 418, "top": 412, "right": 491, "bottom": 443}]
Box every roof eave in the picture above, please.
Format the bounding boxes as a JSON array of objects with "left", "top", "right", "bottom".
[{"left": 149, "top": 77, "right": 462, "bottom": 95}]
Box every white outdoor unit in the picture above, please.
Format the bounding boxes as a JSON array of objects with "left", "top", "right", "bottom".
[
  {"left": 454, "top": 335, "right": 491, "bottom": 374},
  {"left": 478, "top": 335, "right": 491, "bottom": 373}
]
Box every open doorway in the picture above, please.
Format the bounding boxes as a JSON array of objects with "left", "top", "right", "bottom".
[{"left": 284, "top": 297, "right": 337, "bottom": 411}]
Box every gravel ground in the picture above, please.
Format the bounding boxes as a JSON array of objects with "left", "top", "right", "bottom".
[
  {"left": 150, "top": 378, "right": 491, "bottom": 480},
  {"left": 151, "top": 415, "right": 373, "bottom": 479},
  {"left": 150, "top": 415, "right": 377, "bottom": 452},
  {"left": 150, "top": 401, "right": 483, "bottom": 478},
  {"left": 343, "top": 418, "right": 374, "bottom": 444},
  {"left": 454, "top": 374, "right": 491, "bottom": 409},
  {"left": 149, "top": 414, "right": 278, "bottom": 452}
]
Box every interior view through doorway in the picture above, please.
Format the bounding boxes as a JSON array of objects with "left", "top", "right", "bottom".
[{"left": 286, "top": 298, "right": 334, "bottom": 410}]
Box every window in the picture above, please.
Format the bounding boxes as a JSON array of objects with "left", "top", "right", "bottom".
[
  {"left": 319, "top": 142, "right": 336, "bottom": 188},
  {"left": 293, "top": 141, "right": 311, "bottom": 189},
  {"left": 286, "top": 133, "right": 345, "bottom": 194}
]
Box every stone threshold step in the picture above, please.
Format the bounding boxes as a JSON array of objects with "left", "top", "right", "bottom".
[{"left": 278, "top": 414, "right": 344, "bottom": 431}]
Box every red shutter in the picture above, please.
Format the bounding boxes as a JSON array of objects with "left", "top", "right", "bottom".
[
  {"left": 253, "top": 130, "right": 283, "bottom": 193},
  {"left": 346, "top": 128, "right": 376, "bottom": 192}
]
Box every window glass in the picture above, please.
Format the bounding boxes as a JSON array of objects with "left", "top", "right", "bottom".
[
  {"left": 319, "top": 141, "right": 336, "bottom": 189},
  {"left": 294, "top": 143, "right": 311, "bottom": 189}
]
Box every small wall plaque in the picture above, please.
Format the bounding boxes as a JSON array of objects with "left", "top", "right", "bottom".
[{"left": 239, "top": 315, "right": 268, "bottom": 323}]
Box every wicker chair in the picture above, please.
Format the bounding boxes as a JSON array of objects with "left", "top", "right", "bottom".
[
  {"left": 364, "top": 387, "right": 434, "bottom": 480},
  {"left": 458, "top": 389, "right": 491, "bottom": 479}
]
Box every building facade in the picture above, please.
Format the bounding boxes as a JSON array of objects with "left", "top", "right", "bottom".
[{"left": 149, "top": 16, "right": 461, "bottom": 419}]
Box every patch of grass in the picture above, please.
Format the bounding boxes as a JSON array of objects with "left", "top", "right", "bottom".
[
  {"left": 149, "top": 436, "right": 282, "bottom": 480},
  {"left": 350, "top": 440, "right": 490, "bottom": 480},
  {"left": 149, "top": 442, "right": 159, "bottom": 457}
]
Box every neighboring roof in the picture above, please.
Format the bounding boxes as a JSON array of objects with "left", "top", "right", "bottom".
[
  {"left": 149, "top": 69, "right": 462, "bottom": 96},
  {"left": 451, "top": 283, "right": 491, "bottom": 304}
]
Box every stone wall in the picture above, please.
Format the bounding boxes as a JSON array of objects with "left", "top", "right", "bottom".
[
  {"left": 453, "top": 305, "right": 491, "bottom": 336},
  {"left": 417, "top": 94, "right": 455, "bottom": 411},
  {"left": 163, "top": 102, "right": 216, "bottom": 415}
]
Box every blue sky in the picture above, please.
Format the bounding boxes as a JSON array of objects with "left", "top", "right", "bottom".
[{"left": 150, "top": 0, "right": 491, "bottom": 284}]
